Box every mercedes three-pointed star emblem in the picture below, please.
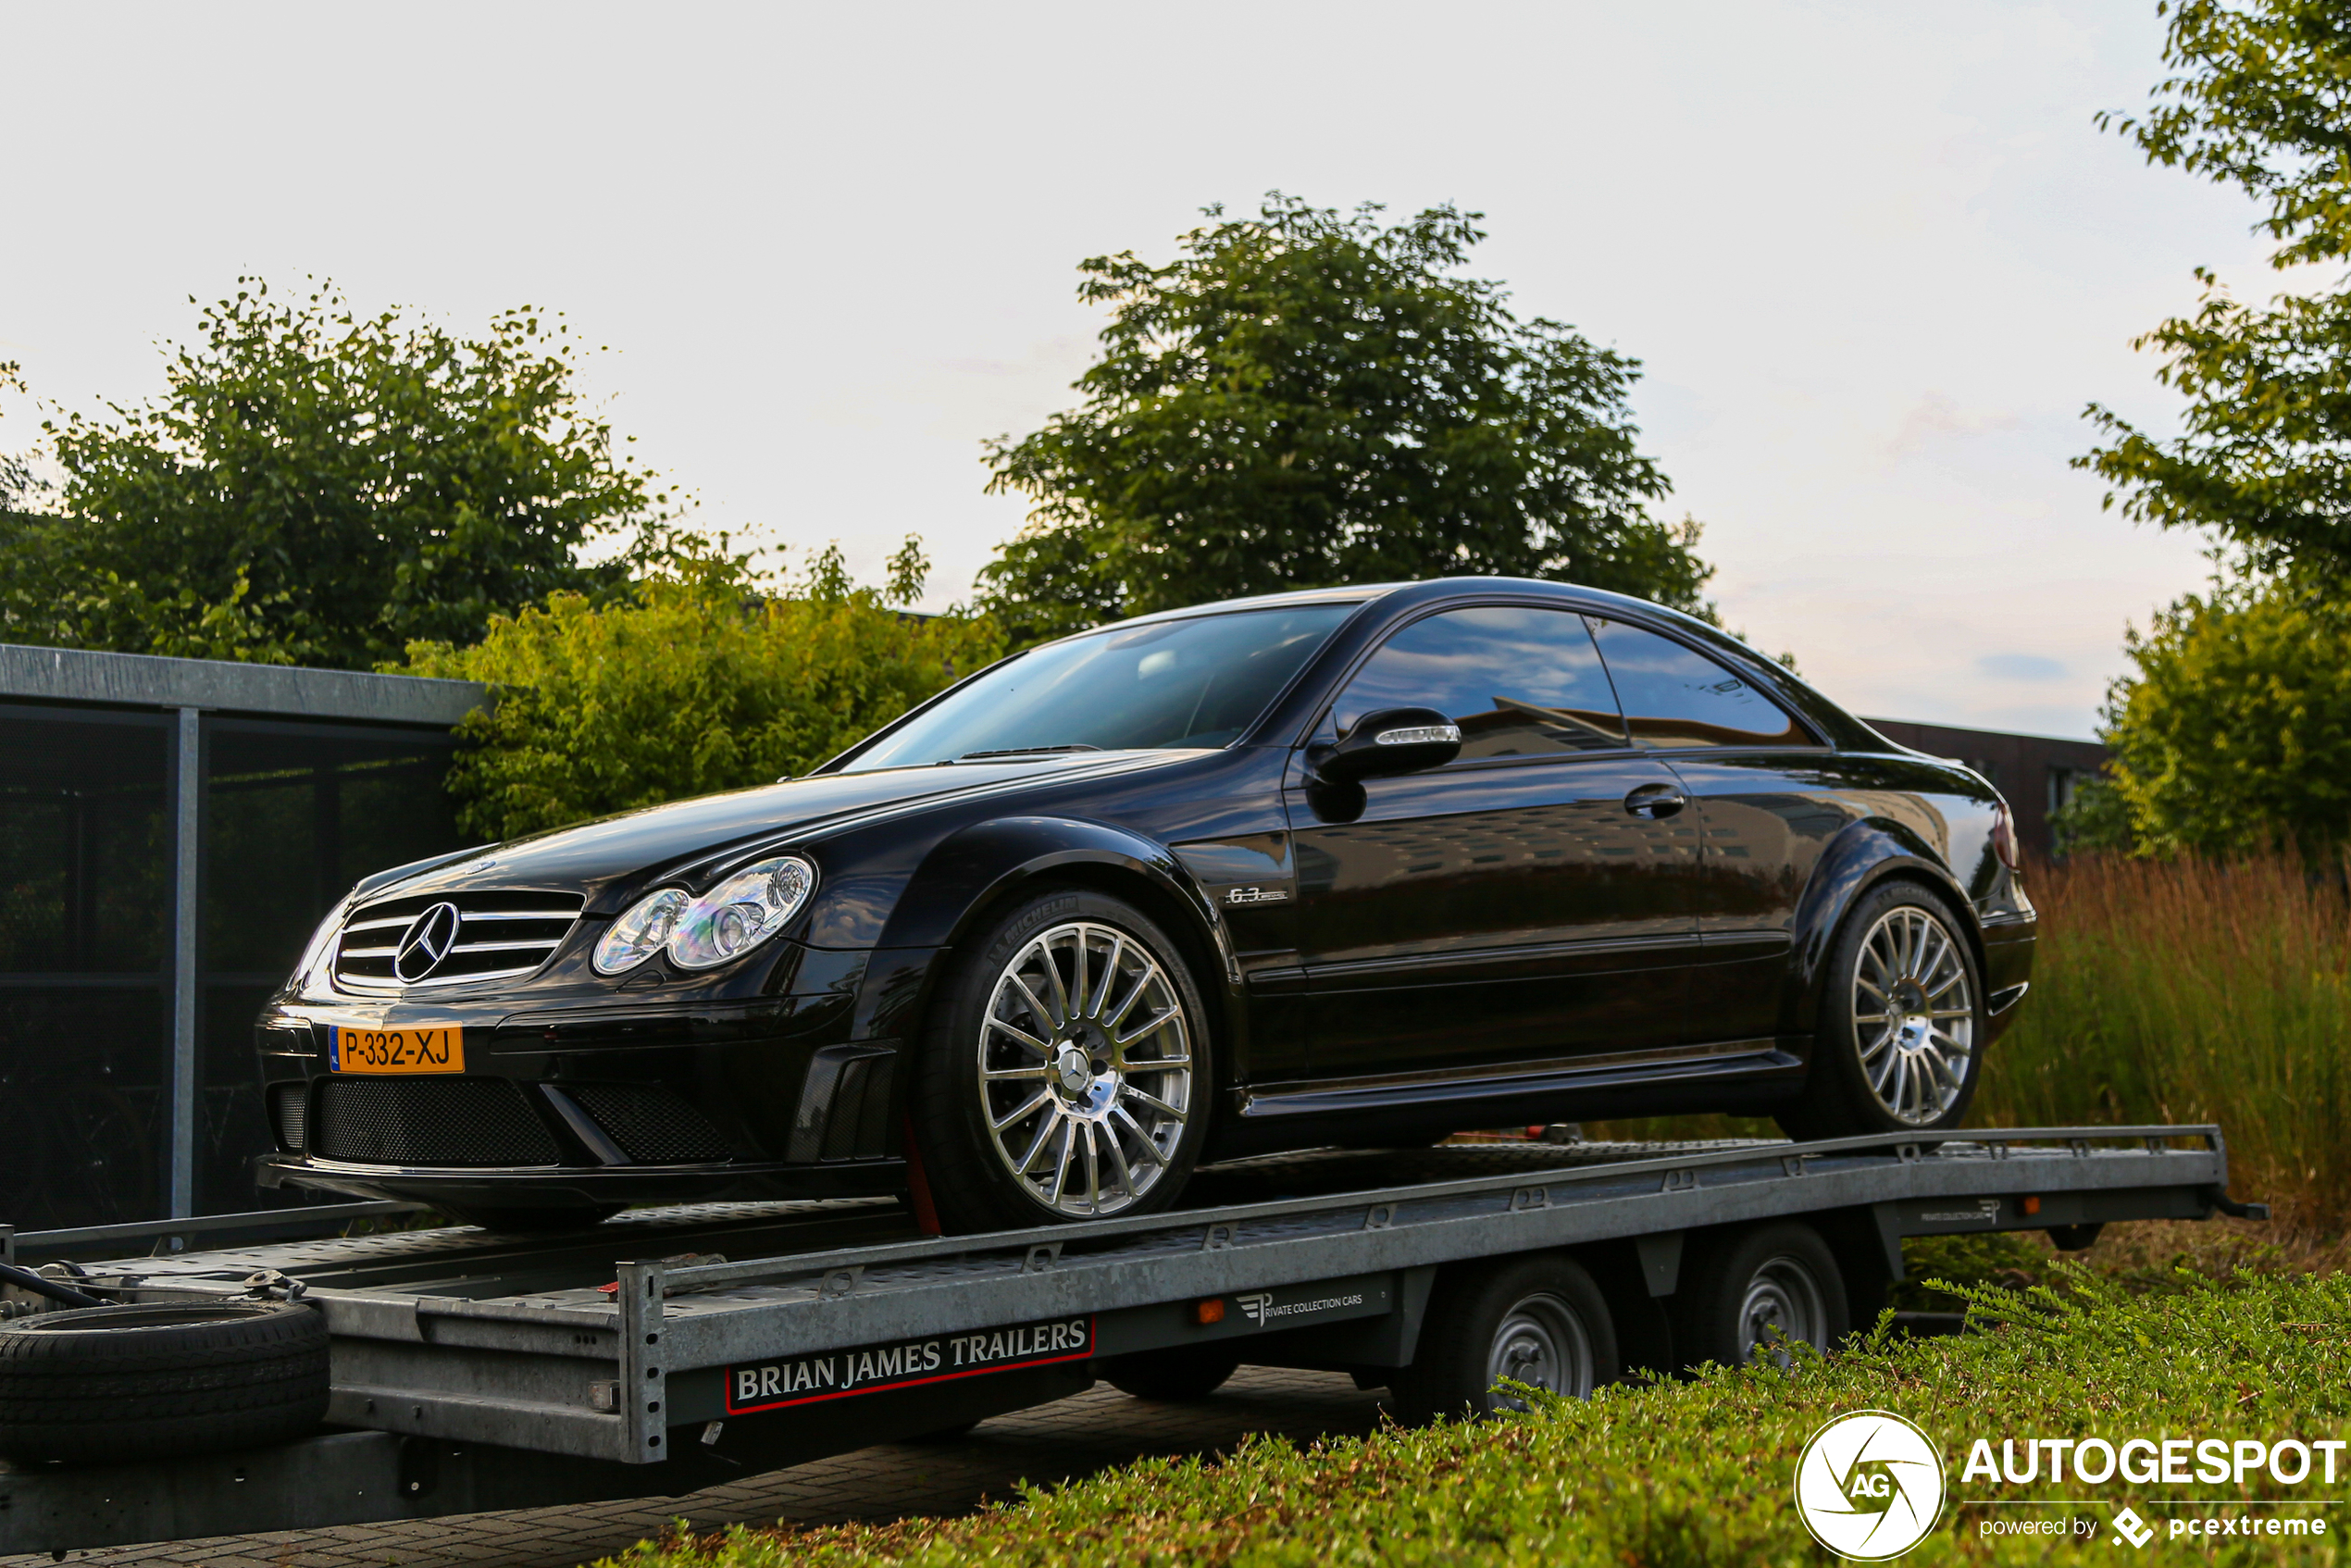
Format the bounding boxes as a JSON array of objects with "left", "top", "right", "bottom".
[{"left": 392, "top": 902, "right": 462, "bottom": 983}]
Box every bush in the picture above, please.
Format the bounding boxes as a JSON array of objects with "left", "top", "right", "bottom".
[
  {"left": 2097, "top": 578, "right": 2351, "bottom": 855},
  {"left": 404, "top": 540, "right": 1001, "bottom": 841}
]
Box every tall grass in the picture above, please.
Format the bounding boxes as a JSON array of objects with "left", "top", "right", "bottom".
[{"left": 1978, "top": 853, "right": 2351, "bottom": 1231}]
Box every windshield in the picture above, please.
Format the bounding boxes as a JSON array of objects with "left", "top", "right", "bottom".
[{"left": 841, "top": 604, "right": 1357, "bottom": 771}]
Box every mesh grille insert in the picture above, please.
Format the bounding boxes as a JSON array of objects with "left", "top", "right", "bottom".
[
  {"left": 271, "top": 1083, "right": 309, "bottom": 1152},
  {"left": 569, "top": 1083, "right": 734, "bottom": 1164},
  {"left": 334, "top": 889, "right": 585, "bottom": 990},
  {"left": 312, "top": 1077, "right": 561, "bottom": 1166}
]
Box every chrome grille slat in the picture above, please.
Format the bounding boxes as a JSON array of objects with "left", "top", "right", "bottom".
[{"left": 332, "top": 889, "right": 586, "bottom": 992}]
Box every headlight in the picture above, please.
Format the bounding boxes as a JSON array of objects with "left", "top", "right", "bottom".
[
  {"left": 593, "top": 856, "right": 816, "bottom": 976},
  {"left": 593, "top": 887, "right": 690, "bottom": 975}
]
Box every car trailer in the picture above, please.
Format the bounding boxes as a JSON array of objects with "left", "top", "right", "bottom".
[{"left": 0, "top": 1126, "right": 2261, "bottom": 1557}]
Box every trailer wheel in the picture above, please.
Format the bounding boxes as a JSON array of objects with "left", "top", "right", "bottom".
[
  {"left": 1671, "top": 1223, "right": 1849, "bottom": 1371},
  {"left": 0, "top": 1300, "right": 330, "bottom": 1463},
  {"left": 1100, "top": 1342, "right": 1244, "bottom": 1401},
  {"left": 1391, "top": 1253, "right": 1618, "bottom": 1424}
]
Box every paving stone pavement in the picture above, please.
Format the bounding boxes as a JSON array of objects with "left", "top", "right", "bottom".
[{"left": 13, "top": 1368, "right": 1389, "bottom": 1568}]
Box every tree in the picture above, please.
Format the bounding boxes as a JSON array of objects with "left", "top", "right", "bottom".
[
  {"left": 976, "top": 194, "right": 1712, "bottom": 639},
  {"left": 404, "top": 538, "right": 1003, "bottom": 840},
  {"left": 1, "top": 280, "right": 671, "bottom": 668},
  {"left": 2086, "top": 575, "right": 2351, "bottom": 854},
  {"left": 2078, "top": 1, "right": 2351, "bottom": 579}
]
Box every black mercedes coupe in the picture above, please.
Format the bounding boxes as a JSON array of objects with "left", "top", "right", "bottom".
[{"left": 254, "top": 577, "right": 2036, "bottom": 1233}]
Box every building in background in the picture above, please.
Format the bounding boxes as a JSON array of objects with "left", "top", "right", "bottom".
[
  {"left": 0, "top": 645, "right": 486, "bottom": 1233},
  {"left": 1863, "top": 716, "right": 2107, "bottom": 861}
]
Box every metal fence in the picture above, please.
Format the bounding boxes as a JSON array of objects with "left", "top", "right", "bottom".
[{"left": 0, "top": 645, "right": 486, "bottom": 1230}]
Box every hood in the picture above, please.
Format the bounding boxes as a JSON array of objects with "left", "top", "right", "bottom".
[{"left": 371, "top": 752, "right": 1192, "bottom": 907}]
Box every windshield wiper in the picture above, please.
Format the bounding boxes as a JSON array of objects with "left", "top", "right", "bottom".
[{"left": 946, "top": 745, "right": 1104, "bottom": 763}]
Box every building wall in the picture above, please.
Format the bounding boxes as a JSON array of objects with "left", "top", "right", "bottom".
[
  {"left": 0, "top": 646, "right": 488, "bottom": 1233},
  {"left": 1861, "top": 717, "right": 2108, "bottom": 861}
]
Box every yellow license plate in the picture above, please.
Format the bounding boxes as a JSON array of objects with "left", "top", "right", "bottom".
[{"left": 329, "top": 1025, "right": 465, "bottom": 1074}]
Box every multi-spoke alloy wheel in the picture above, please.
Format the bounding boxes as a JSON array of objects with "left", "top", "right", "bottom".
[
  {"left": 1850, "top": 904, "right": 1975, "bottom": 1126},
  {"left": 976, "top": 919, "right": 1194, "bottom": 1218}
]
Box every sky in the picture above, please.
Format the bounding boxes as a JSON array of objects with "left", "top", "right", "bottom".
[{"left": 0, "top": 2, "right": 2284, "bottom": 739}]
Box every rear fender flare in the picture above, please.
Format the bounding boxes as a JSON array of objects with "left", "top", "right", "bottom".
[
  {"left": 1787, "top": 820, "right": 1981, "bottom": 1037},
  {"left": 867, "top": 815, "right": 1243, "bottom": 1069}
]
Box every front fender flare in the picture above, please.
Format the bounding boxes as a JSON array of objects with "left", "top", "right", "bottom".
[
  {"left": 865, "top": 815, "right": 1243, "bottom": 1061},
  {"left": 1786, "top": 819, "right": 1979, "bottom": 1036}
]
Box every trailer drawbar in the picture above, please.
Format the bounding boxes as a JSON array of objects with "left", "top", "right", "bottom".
[{"left": 0, "top": 1126, "right": 2260, "bottom": 1555}]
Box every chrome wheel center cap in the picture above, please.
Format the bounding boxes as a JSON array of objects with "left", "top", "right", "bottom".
[{"left": 1055, "top": 1045, "right": 1092, "bottom": 1094}]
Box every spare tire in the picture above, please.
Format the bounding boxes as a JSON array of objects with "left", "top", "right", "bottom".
[{"left": 0, "top": 1300, "right": 330, "bottom": 1463}]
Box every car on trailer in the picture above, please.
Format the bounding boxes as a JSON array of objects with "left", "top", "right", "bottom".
[{"left": 251, "top": 576, "right": 2035, "bottom": 1234}]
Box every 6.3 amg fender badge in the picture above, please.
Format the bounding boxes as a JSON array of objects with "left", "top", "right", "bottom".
[{"left": 1224, "top": 885, "right": 1288, "bottom": 905}]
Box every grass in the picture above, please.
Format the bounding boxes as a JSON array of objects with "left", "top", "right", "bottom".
[
  {"left": 1973, "top": 852, "right": 2351, "bottom": 1233},
  {"left": 598, "top": 1256, "right": 2351, "bottom": 1566}
]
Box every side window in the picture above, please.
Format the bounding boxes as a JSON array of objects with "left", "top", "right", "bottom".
[
  {"left": 1586, "top": 620, "right": 1812, "bottom": 749},
  {"left": 1332, "top": 606, "right": 1627, "bottom": 760}
]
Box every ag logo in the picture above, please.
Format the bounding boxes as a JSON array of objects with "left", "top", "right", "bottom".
[{"left": 1794, "top": 1410, "right": 1945, "bottom": 1560}]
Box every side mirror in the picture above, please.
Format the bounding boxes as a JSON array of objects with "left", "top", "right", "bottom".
[{"left": 1308, "top": 706, "right": 1462, "bottom": 786}]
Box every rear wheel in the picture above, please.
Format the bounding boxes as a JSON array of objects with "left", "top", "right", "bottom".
[
  {"left": 1390, "top": 1253, "right": 1618, "bottom": 1424},
  {"left": 913, "top": 889, "right": 1213, "bottom": 1234},
  {"left": 1777, "top": 882, "right": 1984, "bottom": 1140},
  {"left": 1669, "top": 1222, "right": 1848, "bottom": 1371}
]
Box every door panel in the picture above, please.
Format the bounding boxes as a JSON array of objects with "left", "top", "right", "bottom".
[
  {"left": 1664, "top": 755, "right": 1863, "bottom": 1041},
  {"left": 1287, "top": 754, "right": 1703, "bottom": 1080}
]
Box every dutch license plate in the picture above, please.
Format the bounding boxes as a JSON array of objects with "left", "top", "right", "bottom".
[{"left": 329, "top": 1024, "right": 465, "bottom": 1074}]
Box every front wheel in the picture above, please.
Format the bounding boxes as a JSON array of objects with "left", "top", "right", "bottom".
[
  {"left": 1776, "top": 882, "right": 1985, "bottom": 1141},
  {"left": 912, "top": 889, "right": 1213, "bottom": 1234}
]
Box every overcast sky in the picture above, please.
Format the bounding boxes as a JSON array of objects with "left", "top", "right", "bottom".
[{"left": 0, "top": 2, "right": 2282, "bottom": 738}]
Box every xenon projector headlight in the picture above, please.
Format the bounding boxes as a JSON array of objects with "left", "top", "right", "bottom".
[{"left": 593, "top": 856, "right": 816, "bottom": 976}]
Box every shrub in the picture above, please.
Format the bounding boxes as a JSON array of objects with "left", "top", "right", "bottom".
[{"left": 404, "top": 540, "right": 1002, "bottom": 841}]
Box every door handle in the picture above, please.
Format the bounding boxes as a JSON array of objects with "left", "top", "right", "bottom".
[{"left": 1623, "top": 783, "right": 1687, "bottom": 819}]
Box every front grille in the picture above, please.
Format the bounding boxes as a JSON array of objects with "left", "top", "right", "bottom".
[
  {"left": 312, "top": 1077, "right": 562, "bottom": 1165},
  {"left": 569, "top": 1083, "right": 735, "bottom": 1164},
  {"left": 272, "top": 1083, "right": 308, "bottom": 1151},
  {"left": 333, "top": 889, "right": 585, "bottom": 990}
]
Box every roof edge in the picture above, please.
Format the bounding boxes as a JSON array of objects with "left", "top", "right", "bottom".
[{"left": 0, "top": 641, "right": 491, "bottom": 727}]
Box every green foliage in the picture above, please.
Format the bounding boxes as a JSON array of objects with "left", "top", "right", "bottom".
[
  {"left": 1975, "top": 852, "right": 2351, "bottom": 1229},
  {"left": 404, "top": 538, "right": 1001, "bottom": 842},
  {"left": 2094, "top": 574, "right": 2351, "bottom": 854},
  {"left": 2079, "top": 2, "right": 2351, "bottom": 578},
  {"left": 977, "top": 194, "right": 1713, "bottom": 640},
  {"left": 0, "top": 359, "right": 38, "bottom": 516},
  {"left": 603, "top": 1267, "right": 2351, "bottom": 1566},
  {"left": 1, "top": 280, "right": 671, "bottom": 669},
  {"left": 2047, "top": 775, "right": 2135, "bottom": 855}
]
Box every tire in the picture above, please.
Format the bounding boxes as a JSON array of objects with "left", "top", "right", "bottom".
[
  {"left": 1669, "top": 1222, "right": 1849, "bottom": 1371},
  {"left": 1775, "top": 880, "right": 1986, "bottom": 1141},
  {"left": 913, "top": 888, "right": 1213, "bottom": 1234},
  {"left": 0, "top": 1300, "right": 330, "bottom": 1463},
  {"left": 1101, "top": 1342, "right": 1245, "bottom": 1401},
  {"left": 448, "top": 1204, "right": 624, "bottom": 1232},
  {"left": 1390, "top": 1253, "right": 1618, "bottom": 1425}
]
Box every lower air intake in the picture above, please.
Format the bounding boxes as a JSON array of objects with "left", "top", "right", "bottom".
[
  {"left": 272, "top": 1083, "right": 308, "bottom": 1152},
  {"left": 569, "top": 1084, "right": 735, "bottom": 1164},
  {"left": 312, "top": 1078, "right": 561, "bottom": 1166}
]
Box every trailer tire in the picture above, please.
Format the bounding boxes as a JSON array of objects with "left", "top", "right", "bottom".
[
  {"left": 1390, "top": 1253, "right": 1617, "bottom": 1424},
  {"left": 0, "top": 1300, "right": 330, "bottom": 1463},
  {"left": 1101, "top": 1342, "right": 1244, "bottom": 1401},
  {"left": 1670, "top": 1222, "right": 1848, "bottom": 1371}
]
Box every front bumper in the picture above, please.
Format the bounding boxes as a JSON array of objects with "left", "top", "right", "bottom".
[{"left": 252, "top": 946, "right": 941, "bottom": 1212}]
